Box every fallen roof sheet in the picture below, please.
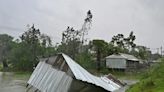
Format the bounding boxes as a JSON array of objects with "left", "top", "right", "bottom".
[
  {"left": 27, "top": 53, "right": 121, "bottom": 92},
  {"left": 27, "top": 61, "right": 73, "bottom": 92},
  {"left": 62, "top": 54, "right": 121, "bottom": 91}
]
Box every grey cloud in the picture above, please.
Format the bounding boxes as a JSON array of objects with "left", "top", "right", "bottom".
[
  {"left": 0, "top": 0, "right": 164, "bottom": 52},
  {"left": 0, "top": 25, "right": 22, "bottom": 31}
]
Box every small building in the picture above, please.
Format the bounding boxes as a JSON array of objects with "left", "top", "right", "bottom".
[
  {"left": 106, "top": 53, "right": 139, "bottom": 70},
  {"left": 149, "top": 59, "right": 162, "bottom": 66},
  {"left": 27, "top": 53, "right": 122, "bottom": 92}
]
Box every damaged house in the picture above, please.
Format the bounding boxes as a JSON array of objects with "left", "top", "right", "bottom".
[{"left": 27, "top": 53, "right": 123, "bottom": 92}]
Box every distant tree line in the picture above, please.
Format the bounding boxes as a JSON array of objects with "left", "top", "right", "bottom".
[
  {"left": 0, "top": 10, "right": 160, "bottom": 72},
  {"left": 0, "top": 25, "right": 56, "bottom": 71}
]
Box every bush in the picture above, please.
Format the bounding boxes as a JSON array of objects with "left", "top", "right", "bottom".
[{"left": 127, "top": 58, "right": 164, "bottom": 92}]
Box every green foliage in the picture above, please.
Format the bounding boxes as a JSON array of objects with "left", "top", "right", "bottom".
[
  {"left": 90, "top": 39, "right": 108, "bottom": 70},
  {"left": 9, "top": 43, "right": 34, "bottom": 71},
  {"left": 111, "top": 31, "right": 136, "bottom": 54},
  {"left": 91, "top": 39, "right": 109, "bottom": 57},
  {"left": 4, "top": 25, "right": 55, "bottom": 71},
  {"left": 127, "top": 58, "right": 164, "bottom": 92},
  {"left": 75, "top": 52, "right": 94, "bottom": 70},
  {"left": 0, "top": 34, "right": 14, "bottom": 68},
  {"left": 129, "top": 46, "right": 151, "bottom": 60},
  {"left": 59, "top": 10, "right": 93, "bottom": 59},
  {"left": 20, "top": 25, "right": 41, "bottom": 64},
  {"left": 60, "top": 27, "right": 81, "bottom": 59},
  {"left": 151, "top": 53, "right": 161, "bottom": 60}
]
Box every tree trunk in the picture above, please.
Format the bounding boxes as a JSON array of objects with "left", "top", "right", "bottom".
[
  {"left": 97, "top": 49, "right": 101, "bottom": 71},
  {"left": 2, "top": 59, "right": 8, "bottom": 68}
]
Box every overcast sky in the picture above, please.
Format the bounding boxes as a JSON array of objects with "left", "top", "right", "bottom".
[{"left": 0, "top": 0, "right": 164, "bottom": 53}]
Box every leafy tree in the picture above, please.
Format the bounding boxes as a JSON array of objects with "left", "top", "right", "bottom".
[
  {"left": 0, "top": 34, "right": 13, "bottom": 69},
  {"left": 9, "top": 42, "right": 34, "bottom": 71},
  {"left": 9, "top": 24, "right": 53, "bottom": 71},
  {"left": 80, "top": 10, "right": 93, "bottom": 44},
  {"left": 151, "top": 53, "right": 161, "bottom": 60},
  {"left": 90, "top": 39, "right": 108, "bottom": 70},
  {"left": 111, "top": 31, "right": 136, "bottom": 54},
  {"left": 75, "top": 51, "right": 93, "bottom": 69},
  {"left": 137, "top": 46, "right": 151, "bottom": 60},
  {"left": 59, "top": 10, "right": 93, "bottom": 59},
  {"left": 129, "top": 45, "right": 151, "bottom": 60},
  {"left": 61, "top": 27, "right": 81, "bottom": 59},
  {"left": 107, "top": 43, "right": 115, "bottom": 55},
  {"left": 20, "top": 24, "right": 41, "bottom": 64},
  {"left": 40, "top": 34, "right": 52, "bottom": 56},
  {"left": 124, "top": 31, "right": 136, "bottom": 49},
  {"left": 111, "top": 34, "right": 124, "bottom": 48}
]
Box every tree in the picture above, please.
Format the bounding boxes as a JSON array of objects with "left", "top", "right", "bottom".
[
  {"left": 80, "top": 10, "right": 93, "bottom": 44},
  {"left": 124, "top": 31, "right": 136, "bottom": 49},
  {"left": 137, "top": 46, "right": 151, "bottom": 60},
  {"left": 20, "top": 24, "right": 41, "bottom": 64},
  {"left": 40, "top": 34, "right": 52, "bottom": 56},
  {"left": 61, "top": 27, "right": 81, "bottom": 59},
  {"left": 9, "top": 42, "right": 34, "bottom": 71},
  {"left": 111, "top": 34, "right": 124, "bottom": 48},
  {"left": 90, "top": 39, "right": 108, "bottom": 70},
  {"left": 59, "top": 10, "right": 93, "bottom": 59},
  {"left": 111, "top": 31, "right": 136, "bottom": 54},
  {"left": 151, "top": 53, "right": 161, "bottom": 60},
  {"left": 9, "top": 24, "right": 53, "bottom": 71},
  {"left": 0, "top": 34, "right": 13, "bottom": 69}
]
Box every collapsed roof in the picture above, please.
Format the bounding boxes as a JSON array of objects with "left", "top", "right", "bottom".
[{"left": 27, "top": 53, "right": 122, "bottom": 92}]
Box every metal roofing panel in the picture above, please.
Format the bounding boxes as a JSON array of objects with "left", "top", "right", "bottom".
[
  {"left": 106, "top": 54, "right": 125, "bottom": 59},
  {"left": 28, "top": 53, "right": 121, "bottom": 92},
  {"left": 62, "top": 54, "right": 121, "bottom": 92},
  {"left": 40, "top": 66, "right": 55, "bottom": 91},
  {"left": 120, "top": 53, "right": 139, "bottom": 61},
  {"left": 106, "top": 53, "right": 139, "bottom": 61},
  {"left": 34, "top": 62, "right": 49, "bottom": 88},
  {"left": 28, "top": 61, "right": 45, "bottom": 86},
  {"left": 28, "top": 62, "right": 73, "bottom": 92},
  {"left": 27, "top": 61, "right": 43, "bottom": 84}
]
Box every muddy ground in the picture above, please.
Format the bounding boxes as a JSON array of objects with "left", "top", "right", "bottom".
[
  {"left": 0, "top": 72, "right": 138, "bottom": 92},
  {"left": 0, "top": 72, "right": 27, "bottom": 92}
]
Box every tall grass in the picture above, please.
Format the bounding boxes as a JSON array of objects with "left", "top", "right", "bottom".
[{"left": 126, "top": 58, "right": 164, "bottom": 92}]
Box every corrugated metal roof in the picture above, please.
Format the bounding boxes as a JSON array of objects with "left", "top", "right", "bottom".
[
  {"left": 106, "top": 54, "right": 125, "bottom": 59},
  {"left": 62, "top": 54, "right": 121, "bottom": 91},
  {"left": 120, "top": 53, "right": 138, "bottom": 61},
  {"left": 106, "top": 53, "right": 139, "bottom": 61},
  {"left": 27, "top": 61, "right": 73, "bottom": 92},
  {"left": 28, "top": 53, "right": 121, "bottom": 92}
]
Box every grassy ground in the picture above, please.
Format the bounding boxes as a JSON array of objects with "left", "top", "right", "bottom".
[
  {"left": 0, "top": 62, "right": 31, "bottom": 80},
  {"left": 13, "top": 72, "right": 31, "bottom": 80},
  {"left": 126, "top": 58, "right": 164, "bottom": 92},
  {"left": 0, "top": 64, "right": 3, "bottom": 71}
]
